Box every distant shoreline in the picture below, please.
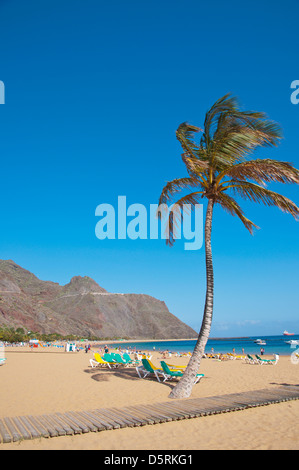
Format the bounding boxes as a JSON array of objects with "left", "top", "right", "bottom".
[{"left": 96, "top": 336, "right": 250, "bottom": 344}]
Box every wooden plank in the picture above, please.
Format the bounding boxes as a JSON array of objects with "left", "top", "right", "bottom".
[
  {"left": 95, "top": 408, "right": 127, "bottom": 428},
  {"left": 278, "top": 385, "right": 299, "bottom": 394},
  {"left": 112, "top": 407, "right": 146, "bottom": 426},
  {"left": 0, "top": 419, "right": 12, "bottom": 443},
  {"left": 169, "top": 401, "right": 206, "bottom": 417},
  {"left": 64, "top": 412, "right": 90, "bottom": 433},
  {"left": 268, "top": 388, "right": 299, "bottom": 399},
  {"left": 202, "top": 397, "right": 243, "bottom": 413},
  {"left": 206, "top": 396, "right": 246, "bottom": 412},
  {"left": 174, "top": 398, "right": 222, "bottom": 416},
  {"left": 43, "top": 414, "right": 67, "bottom": 436},
  {"left": 163, "top": 401, "right": 198, "bottom": 418},
  {"left": 122, "top": 406, "right": 156, "bottom": 425},
  {"left": 91, "top": 409, "right": 121, "bottom": 429},
  {"left": 148, "top": 403, "right": 183, "bottom": 421},
  {"left": 134, "top": 404, "right": 172, "bottom": 423},
  {"left": 61, "top": 412, "right": 88, "bottom": 433},
  {"left": 4, "top": 417, "right": 22, "bottom": 442},
  {"left": 18, "top": 416, "right": 41, "bottom": 439},
  {"left": 189, "top": 397, "right": 235, "bottom": 414},
  {"left": 49, "top": 414, "right": 74, "bottom": 436},
  {"left": 55, "top": 412, "right": 82, "bottom": 434},
  {"left": 109, "top": 407, "right": 143, "bottom": 427},
  {"left": 128, "top": 404, "right": 167, "bottom": 423},
  {"left": 106, "top": 407, "right": 140, "bottom": 427},
  {"left": 27, "top": 415, "right": 50, "bottom": 439},
  {"left": 11, "top": 417, "right": 31, "bottom": 440},
  {"left": 154, "top": 402, "right": 194, "bottom": 419},
  {"left": 79, "top": 410, "right": 109, "bottom": 431},
  {"left": 40, "top": 415, "right": 59, "bottom": 437},
  {"left": 87, "top": 409, "right": 116, "bottom": 430},
  {"left": 69, "top": 411, "right": 97, "bottom": 432},
  {"left": 230, "top": 390, "right": 277, "bottom": 406},
  {"left": 209, "top": 396, "right": 248, "bottom": 411}
]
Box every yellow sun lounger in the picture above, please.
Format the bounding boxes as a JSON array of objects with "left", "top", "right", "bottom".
[
  {"left": 89, "top": 353, "right": 111, "bottom": 369},
  {"left": 136, "top": 359, "right": 165, "bottom": 382},
  {"left": 165, "top": 363, "right": 187, "bottom": 371}
]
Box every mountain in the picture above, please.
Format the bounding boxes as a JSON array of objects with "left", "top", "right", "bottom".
[{"left": 0, "top": 260, "right": 197, "bottom": 339}]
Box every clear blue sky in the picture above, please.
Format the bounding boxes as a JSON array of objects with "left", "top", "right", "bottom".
[{"left": 0, "top": 0, "right": 298, "bottom": 336}]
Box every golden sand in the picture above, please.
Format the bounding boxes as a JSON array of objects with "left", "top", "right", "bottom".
[{"left": 1, "top": 345, "right": 298, "bottom": 450}]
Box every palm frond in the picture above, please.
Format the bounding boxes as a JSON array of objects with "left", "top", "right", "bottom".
[
  {"left": 181, "top": 153, "right": 209, "bottom": 187},
  {"left": 158, "top": 177, "right": 200, "bottom": 208},
  {"left": 211, "top": 118, "right": 282, "bottom": 170},
  {"left": 227, "top": 181, "right": 299, "bottom": 220},
  {"left": 216, "top": 192, "right": 259, "bottom": 234},
  {"left": 232, "top": 112, "right": 283, "bottom": 147},
  {"left": 159, "top": 191, "right": 204, "bottom": 246},
  {"left": 176, "top": 122, "right": 202, "bottom": 159},
  {"left": 201, "top": 94, "right": 239, "bottom": 148},
  {"left": 217, "top": 159, "right": 299, "bottom": 187},
  {"left": 194, "top": 94, "right": 282, "bottom": 172}
]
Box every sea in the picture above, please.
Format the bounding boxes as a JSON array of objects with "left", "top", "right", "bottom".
[{"left": 107, "top": 334, "right": 299, "bottom": 357}]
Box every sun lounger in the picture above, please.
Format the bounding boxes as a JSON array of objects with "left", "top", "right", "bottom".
[
  {"left": 225, "top": 353, "right": 236, "bottom": 360},
  {"left": 160, "top": 361, "right": 204, "bottom": 384},
  {"left": 136, "top": 359, "right": 164, "bottom": 382},
  {"left": 165, "top": 363, "right": 187, "bottom": 371},
  {"left": 245, "top": 354, "right": 259, "bottom": 364},
  {"left": 122, "top": 353, "right": 140, "bottom": 366},
  {"left": 255, "top": 354, "right": 279, "bottom": 365},
  {"left": 89, "top": 353, "right": 111, "bottom": 369},
  {"left": 110, "top": 352, "right": 128, "bottom": 365},
  {"left": 102, "top": 353, "right": 122, "bottom": 367}
]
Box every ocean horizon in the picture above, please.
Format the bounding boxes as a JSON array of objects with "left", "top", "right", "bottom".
[{"left": 103, "top": 334, "right": 299, "bottom": 356}]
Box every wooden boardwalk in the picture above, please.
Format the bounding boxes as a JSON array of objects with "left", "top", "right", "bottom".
[{"left": 0, "top": 386, "right": 298, "bottom": 444}]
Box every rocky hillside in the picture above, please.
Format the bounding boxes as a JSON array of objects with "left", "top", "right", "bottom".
[{"left": 0, "top": 260, "right": 197, "bottom": 339}]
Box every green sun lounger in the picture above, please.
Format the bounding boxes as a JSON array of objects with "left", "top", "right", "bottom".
[
  {"left": 102, "top": 353, "right": 122, "bottom": 367},
  {"left": 160, "top": 361, "right": 204, "bottom": 383},
  {"left": 255, "top": 354, "right": 279, "bottom": 365},
  {"left": 245, "top": 354, "right": 259, "bottom": 364},
  {"left": 136, "top": 358, "right": 164, "bottom": 382},
  {"left": 110, "top": 352, "right": 127, "bottom": 365},
  {"left": 122, "top": 353, "right": 140, "bottom": 366}
]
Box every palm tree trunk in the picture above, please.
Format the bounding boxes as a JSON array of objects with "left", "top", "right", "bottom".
[{"left": 169, "top": 198, "right": 215, "bottom": 399}]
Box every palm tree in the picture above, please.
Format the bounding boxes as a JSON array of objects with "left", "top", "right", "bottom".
[{"left": 158, "top": 94, "right": 299, "bottom": 399}]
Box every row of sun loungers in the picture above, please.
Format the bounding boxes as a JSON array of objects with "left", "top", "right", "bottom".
[
  {"left": 244, "top": 354, "right": 279, "bottom": 365},
  {"left": 89, "top": 353, "right": 204, "bottom": 384},
  {"left": 90, "top": 351, "right": 279, "bottom": 385},
  {"left": 90, "top": 352, "right": 141, "bottom": 369},
  {"left": 136, "top": 358, "right": 204, "bottom": 384}
]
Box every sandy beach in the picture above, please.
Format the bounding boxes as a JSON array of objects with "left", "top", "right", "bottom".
[{"left": 1, "top": 345, "right": 298, "bottom": 450}]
